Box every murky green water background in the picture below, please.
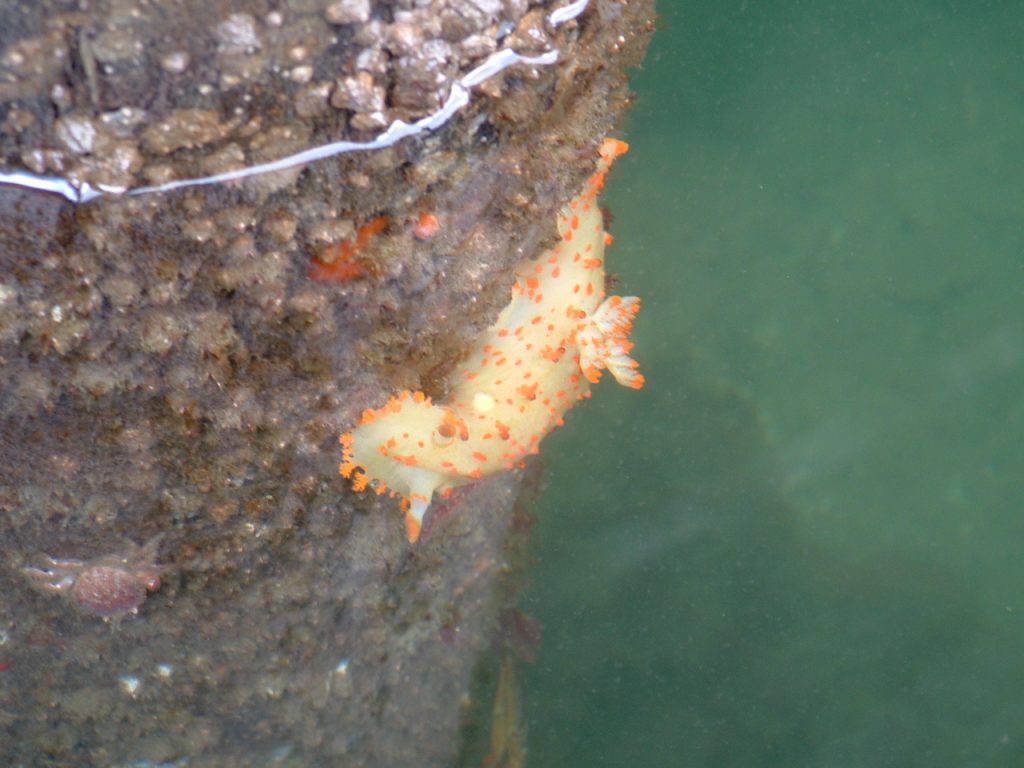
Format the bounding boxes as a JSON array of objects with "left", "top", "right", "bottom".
[{"left": 522, "top": 1, "right": 1024, "bottom": 765}]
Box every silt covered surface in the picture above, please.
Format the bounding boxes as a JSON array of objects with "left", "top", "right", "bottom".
[{"left": 0, "top": 0, "right": 653, "bottom": 764}]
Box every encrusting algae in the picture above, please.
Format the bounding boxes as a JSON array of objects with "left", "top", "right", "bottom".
[{"left": 340, "top": 139, "right": 644, "bottom": 542}]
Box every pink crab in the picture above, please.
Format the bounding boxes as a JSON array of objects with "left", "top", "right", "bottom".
[{"left": 22, "top": 535, "right": 167, "bottom": 620}]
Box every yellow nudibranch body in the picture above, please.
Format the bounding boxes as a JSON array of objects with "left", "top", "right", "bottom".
[{"left": 341, "top": 139, "right": 643, "bottom": 542}]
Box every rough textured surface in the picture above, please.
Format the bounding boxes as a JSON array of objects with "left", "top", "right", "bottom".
[{"left": 0, "top": 0, "right": 654, "bottom": 763}]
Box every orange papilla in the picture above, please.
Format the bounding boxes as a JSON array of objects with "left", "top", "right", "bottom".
[{"left": 308, "top": 215, "right": 389, "bottom": 282}]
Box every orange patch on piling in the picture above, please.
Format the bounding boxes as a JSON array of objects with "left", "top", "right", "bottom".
[
  {"left": 413, "top": 211, "right": 441, "bottom": 240},
  {"left": 309, "top": 215, "right": 389, "bottom": 282}
]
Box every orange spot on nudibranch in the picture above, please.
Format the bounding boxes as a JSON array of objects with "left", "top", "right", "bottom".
[
  {"left": 517, "top": 382, "right": 538, "bottom": 400},
  {"left": 440, "top": 408, "right": 470, "bottom": 441},
  {"left": 540, "top": 346, "right": 564, "bottom": 362}
]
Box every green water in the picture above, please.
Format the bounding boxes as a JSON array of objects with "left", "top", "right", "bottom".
[{"left": 522, "top": 1, "right": 1024, "bottom": 765}]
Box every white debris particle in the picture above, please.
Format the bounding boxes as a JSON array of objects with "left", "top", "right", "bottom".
[
  {"left": 160, "top": 51, "right": 190, "bottom": 74},
  {"left": 119, "top": 675, "right": 141, "bottom": 696},
  {"left": 216, "top": 13, "right": 261, "bottom": 52}
]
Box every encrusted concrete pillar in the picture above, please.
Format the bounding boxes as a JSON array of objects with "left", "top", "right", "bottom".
[{"left": 0, "top": 0, "right": 654, "bottom": 763}]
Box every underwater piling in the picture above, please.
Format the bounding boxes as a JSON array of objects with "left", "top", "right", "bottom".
[{"left": 0, "top": 0, "right": 654, "bottom": 763}]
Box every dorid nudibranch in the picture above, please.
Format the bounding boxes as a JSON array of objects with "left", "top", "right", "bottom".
[
  {"left": 21, "top": 535, "right": 167, "bottom": 621},
  {"left": 340, "top": 139, "right": 644, "bottom": 542}
]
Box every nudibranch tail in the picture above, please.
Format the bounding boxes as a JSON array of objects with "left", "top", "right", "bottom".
[
  {"left": 405, "top": 497, "right": 429, "bottom": 543},
  {"left": 339, "top": 139, "right": 643, "bottom": 542}
]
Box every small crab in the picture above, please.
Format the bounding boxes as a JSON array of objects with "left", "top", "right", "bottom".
[{"left": 21, "top": 535, "right": 167, "bottom": 621}]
